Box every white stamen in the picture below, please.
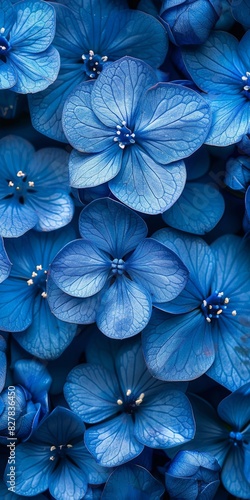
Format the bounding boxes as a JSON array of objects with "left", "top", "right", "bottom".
[
  {"left": 32, "top": 272, "right": 37, "bottom": 278},
  {"left": 242, "top": 76, "right": 248, "bottom": 81},
  {"left": 8, "top": 181, "right": 14, "bottom": 187},
  {"left": 113, "top": 137, "right": 119, "bottom": 142},
  {"left": 0, "top": 28, "right": 5, "bottom": 34},
  {"left": 50, "top": 446, "right": 56, "bottom": 451},
  {"left": 122, "top": 120, "right": 126, "bottom": 125},
  {"left": 17, "top": 170, "right": 25, "bottom": 177},
  {"left": 50, "top": 456, "right": 55, "bottom": 461},
  {"left": 89, "top": 50, "right": 94, "bottom": 57},
  {"left": 27, "top": 279, "right": 34, "bottom": 286},
  {"left": 208, "top": 305, "right": 213, "bottom": 310},
  {"left": 16, "top": 187, "right": 20, "bottom": 190},
  {"left": 119, "top": 144, "right": 125, "bottom": 149},
  {"left": 131, "top": 133, "right": 135, "bottom": 138},
  {"left": 116, "top": 130, "right": 121, "bottom": 135},
  {"left": 117, "top": 399, "right": 123, "bottom": 405},
  {"left": 218, "top": 292, "right": 224, "bottom": 297},
  {"left": 81, "top": 54, "right": 86, "bottom": 60},
  {"left": 206, "top": 317, "right": 211, "bottom": 323},
  {"left": 116, "top": 125, "right": 122, "bottom": 129},
  {"left": 67, "top": 444, "right": 73, "bottom": 448},
  {"left": 95, "top": 62, "right": 98, "bottom": 65},
  {"left": 246, "top": 72, "right": 250, "bottom": 77},
  {"left": 224, "top": 297, "right": 229, "bottom": 304},
  {"left": 44, "top": 270, "right": 48, "bottom": 274},
  {"left": 36, "top": 265, "right": 42, "bottom": 271},
  {"left": 101, "top": 56, "right": 108, "bottom": 62},
  {"left": 126, "top": 389, "right": 131, "bottom": 396},
  {"left": 202, "top": 300, "right": 207, "bottom": 306},
  {"left": 41, "top": 292, "right": 47, "bottom": 298},
  {"left": 135, "top": 393, "right": 145, "bottom": 406},
  {"left": 217, "top": 309, "right": 223, "bottom": 315},
  {"left": 0, "top": 46, "right": 6, "bottom": 51},
  {"left": 244, "top": 85, "right": 250, "bottom": 91},
  {"left": 232, "top": 310, "right": 237, "bottom": 316},
  {"left": 28, "top": 181, "right": 34, "bottom": 187}
]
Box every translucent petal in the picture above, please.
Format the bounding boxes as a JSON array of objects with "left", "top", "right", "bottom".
[
  {"left": 49, "top": 460, "right": 88, "bottom": 500},
  {"left": 69, "top": 146, "right": 123, "bottom": 188},
  {"left": 0, "top": 278, "right": 34, "bottom": 331},
  {"left": 217, "top": 382, "right": 250, "bottom": 430},
  {"left": 0, "top": 59, "right": 17, "bottom": 90}
]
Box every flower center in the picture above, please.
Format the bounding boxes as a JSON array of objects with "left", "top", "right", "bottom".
[
  {"left": 26, "top": 265, "right": 48, "bottom": 298},
  {"left": 113, "top": 121, "right": 136, "bottom": 150},
  {"left": 229, "top": 431, "right": 244, "bottom": 447},
  {"left": 111, "top": 258, "right": 125, "bottom": 275},
  {"left": 242, "top": 72, "right": 250, "bottom": 100},
  {"left": 116, "top": 389, "right": 145, "bottom": 414},
  {"left": 4, "top": 171, "right": 36, "bottom": 205},
  {"left": 0, "top": 29, "right": 11, "bottom": 61},
  {"left": 49, "top": 443, "right": 73, "bottom": 461},
  {"left": 81, "top": 49, "right": 108, "bottom": 79},
  {"left": 201, "top": 290, "right": 236, "bottom": 323}
]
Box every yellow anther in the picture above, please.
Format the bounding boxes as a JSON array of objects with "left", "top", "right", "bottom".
[
  {"left": 117, "top": 399, "right": 123, "bottom": 405},
  {"left": 27, "top": 279, "right": 34, "bottom": 286},
  {"left": 17, "top": 171, "right": 25, "bottom": 177}
]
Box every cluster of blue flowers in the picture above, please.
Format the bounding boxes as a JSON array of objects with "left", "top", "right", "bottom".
[{"left": 0, "top": 0, "right": 250, "bottom": 498}]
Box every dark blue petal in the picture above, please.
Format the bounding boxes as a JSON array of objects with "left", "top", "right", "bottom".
[
  {"left": 0, "top": 0, "right": 15, "bottom": 36},
  {"left": 69, "top": 442, "right": 110, "bottom": 484},
  {"left": 134, "top": 389, "right": 195, "bottom": 448},
  {"left": 217, "top": 382, "right": 250, "bottom": 430},
  {"left": 79, "top": 198, "right": 147, "bottom": 256},
  {"left": 50, "top": 460, "right": 88, "bottom": 500},
  {"left": 102, "top": 464, "right": 165, "bottom": 500},
  {"left": 0, "top": 59, "right": 17, "bottom": 90},
  {"left": 50, "top": 239, "right": 110, "bottom": 298},
  {"left": 64, "top": 364, "right": 120, "bottom": 423},
  {"left": 13, "top": 295, "right": 77, "bottom": 359},
  {"left": 84, "top": 414, "right": 144, "bottom": 466},
  {"left": 10, "top": 1, "right": 56, "bottom": 53},
  {"left": 238, "top": 30, "right": 250, "bottom": 69},
  {"left": 0, "top": 278, "right": 34, "bottom": 331},
  {"left": 109, "top": 147, "right": 186, "bottom": 214},
  {"left": 126, "top": 238, "right": 188, "bottom": 302},
  {"left": 31, "top": 406, "right": 85, "bottom": 445},
  {"left": 96, "top": 276, "right": 152, "bottom": 339},
  {"left": 14, "top": 359, "right": 51, "bottom": 398},
  {"left": 53, "top": 3, "right": 89, "bottom": 59},
  {"left": 9, "top": 45, "right": 60, "bottom": 94},
  {"left": 221, "top": 446, "right": 250, "bottom": 498},
  {"left": 92, "top": 57, "right": 158, "bottom": 128},
  {"left": 0, "top": 237, "right": 11, "bottom": 283},
  {"left": 69, "top": 146, "right": 123, "bottom": 188},
  {"left": 63, "top": 81, "right": 114, "bottom": 152},
  {"left": 163, "top": 182, "right": 225, "bottom": 234},
  {"left": 136, "top": 83, "right": 211, "bottom": 164}
]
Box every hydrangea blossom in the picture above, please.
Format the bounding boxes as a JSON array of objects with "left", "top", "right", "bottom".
[
  {"left": 62, "top": 56, "right": 211, "bottom": 214},
  {"left": 28, "top": 0, "right": 168, "bottom": 142},
  {"left": 49, "top": 198, "right": 188, "bottom": 339},
  {"left": 0, "top": 0, "right": 60, "bottom": 93},
  {"left": 0, "top": 135, "right": 74, "bottom": 237},
  {"left": 64, "top": 333, "right": 195, "bottom": 467},
  {"left": 102, "top": 464, "right": 165, "bottom": 499},
  {"left": 142, "top": 229, "right": 250, "bottom": 391}
]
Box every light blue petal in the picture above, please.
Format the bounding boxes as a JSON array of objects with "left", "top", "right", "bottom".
[
  {"left": 47, "top": 276, "right": 98, "bottom": 324},
  {"left": 0, "top": 59, "right": 17, "bottom": 89},
  {"left": 182, "top": 31, "right": 245, "bottom": 93},
  {"left": 102, "top": 464, "right": 165, "bottom": 500},
  {"left": 221, "top": 446, "right": 250, "bottom": 499},
  {"left": 92, "top": 57, "right": 158, "bottom": 128},
  {"left": 63, "top": 81, "right": 114, "bottom": 152},
  {"left": 109, "top": 147, "right": 186, "bottom": 214},
  {"left": 64, "top": 364, "right": 120, "bottom": 423},
  {"left": 134, "top": 389, "right": 195, "bottom": 448},
  {"left": 0, "top": 199, "right": 38, "bottom": 237},
  {"left": 162, "top": 182, "right": 225, "bottom": 234},
  {"left": 4, "top": 443, "right": 52, "bottom": 496},
  {"left": 69, "top": 146, "right": 123, "bottom": 188},
  {"left": 0, "top": 135, "right": 35, "bottom": 179},
  {"left": 29, "top": 66, "right": 84, "bottom": 142},
  {"left": 136, "top": 83, "right": 211, "bottom": 164},
  {"left": 204, "top": 94, "right": 250, "bottom": 146},
  {"left": 28, "top": 191, "right": 74, "bottom": 232},
  {"left": 10, "top": 1, "right": 56, "bottom": 52},
  {"left": 0, "top": 0, "right": 15, "bottom": 36},
  {"left": 28, "top": 147, "right": 70, "bottom": 188},
  {"left": 96, "top": 276, "right": 152, "bottom": 339},
  {"left": 49, "top": 460, "right": 88, "bottom": 500},
  {"left": 50, "top": 239, "right": 110, "bottom": 298},
  {"left": 0, "top": 237, "right": 11, "bottom": 283},
  {"left": 79, "top": 198, "right": 147, "bottom": 256},
  {"left": 126, "top": 238, "right": 188, "bottom": 302},
  {"left": 84, "top": 414, "right": 144, "bottom": 466},
  {"left": 217, "top": 382, "right": 250, "bottom": 430},
  {"left": 142, "top": 309, "right": 214, "bottom": 380},
  {"left": 9, "top": 45, "right": 60, "bottom": 94},
  {"left": 152, "top": 228, "right": 214, "bottom": 312},
  {"left": 0, "top": 278, "right": 34, "bottom": 331},
  {"left": 14, "top": 294, "right": 77, "bottom": 360}
]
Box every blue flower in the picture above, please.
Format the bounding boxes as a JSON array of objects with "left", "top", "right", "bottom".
[
  {"left": 165, "top": 450, "right": 220, "bottom": 499},
  {"left": 62, "top": 56, "right": 211, "bottom": 214},
  {"left": 102, "top": 464, "right": 165, "bottom": 499},
  {"left": 142, "top": 229, "right": 250, "bottom": 391},
  {"left": 182, "top": 30, "right": 250, "bottom": 146},
  {"left": 4, "top": 406, "right": 110, "bottom": 499},
  {"left": 0, "top": 0, "right": 60, "bottom": 93},
  {"left": 0, "top": 478, "right": 47, "bottom": 499},
  {"left": 64, "top": 333, "right": 195, "bottom": 467},
  {"left": 0, "top": 135, "right": 74, "bottom": 238},
  {"left": 49, "top": 198, "right": 188, "bottom": 339},
  {"left": 28, "top": 0, "right": 168, "bottom": 142},
  {"left": 167, "top": 385, "right": 250, "bottom": 499},
  {"left": 0, "top": 229, "right": 77, "bottom": 359},
  {"left": 160, "top": 0, "right": 221, "bottom": 46}
]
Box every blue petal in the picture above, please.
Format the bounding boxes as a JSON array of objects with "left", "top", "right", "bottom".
[
  {"left": 142, "top": 309, "right": 214, "bottom": 380},
  {"left": 64, "top": 364, "right": 120, "bottom": 423},
  {"left": 126, "top": 238, "right": 188, "bottom": 302},
  {"left": 221, "top": 446, "right": 250, "bottom": 499},
  {"left": 152, "top": 228, "right": 214, "bottom": 313},
  {"left": 9, "top": 45, "right": 60, "bottom": 94},
  {"left": 47, "top": 276, "right": 98, "bottom": 325},
  {"left": 0, "top": 278, "right": 34, "bottom": 331},
  {"left": 51, "top": 3, "right": 87, "bottom": 59},
  {"left": 136, "top": 83, "right": 211, "bottom": 164},
  {"left": 29, "top": 66, "right": 84, "bottom": 142},
  {"left": 4, "top": 443, "right": 52, "bottom": 496},
  {"left": 182, "top": 31, "right": 245, "bottom": 93},
  {"left": 69, "top": 442, "right": 110, "bottom": 484},
  {"left": 31, "top": 406, "right": 85, "bottom": 445},
  {"left": 203, "top": 93, "right": 250, "bottom": 146},
  {"left": 14, "top": 359, "right": 51, "bottom": 414},
  {"left": 109, "top": 147, "right": 186, "bottom": 214},
  {"left": 0, "top": 59, "right": 17, "bottom": 90},
  {"left": 217, "top": 382, "right": 250, "bottom": 430},
  {"left": 0, "top": 351, "right": 6, "bottom": 393},
  {"left": 0, "top": 199, "right": 38, "bottom": 237},
  {"left": 92, "top": 57, "right": 158, "bottom": 128},
  {"left": 102, "top": 464, "right": 165, "bottom": 500},
  {"left": 84, "top": 414, "right": 144, "bottom": 466},
  {"left": 162, "top": 182, "right": 225, "bottom": 234},
  {"left": 49, "top": 460, "right": 88, "bottom": 500},
  {"left": 0, "top": 135, "right": 35, "bottom": 180},
  {"left": 13, "top": 294, "right": 77, "bottom": 360},
  {"left": 28, "top": 147, "right": 70, "bottom": 189},
  {"left": 10, "top": 1, "right": 56, "bottom": 53},
  {"left": 50, "top": 239, "right": 110, "bottom": 298},
  {"left": 28, "top": 191, "right": 74, "bottom": 232},
  {"left": 231, "top": 1, "right": 250, "bottom": 28},
  {"left": 0, "top": 237, "right": 11, "bottom": 283},
  {"left": 69, "top": 146, "right": 123, "bottom": 188},
  {"left": 96, "top": 276, "right": 152, "bottom": 339},
  {"left": 238, "top": 30, "right": 250, "bottom": 68},
  {"left": 0, "top": 0, "right": 15, "bottom": 36},
  {"left": 134, "top": 389, "right": 195, "bottom": 448},
  {"left": 63, "top": 81, "right": 115, "bottom": 152},
  {"left": 79, "top": 198, "right": 147, "bottom": 256}
]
